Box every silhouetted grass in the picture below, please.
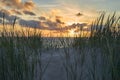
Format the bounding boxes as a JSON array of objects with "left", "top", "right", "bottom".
[
  {"left": 89, "top": 12, "right": 120, "bottom": 80},
  {"left": 0, "top": 12, "right": 119, "bottom": 80},
  {"left": 0, "top": 13, "right": 51, "bottom": 80}
]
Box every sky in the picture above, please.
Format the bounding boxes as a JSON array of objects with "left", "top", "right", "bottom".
[{"left": 0, "top": 0, "right": 120, "bottom": 37}]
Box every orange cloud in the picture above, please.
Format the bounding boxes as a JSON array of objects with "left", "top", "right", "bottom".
[
  {"left": 24, "top": 1, "right": 35, "bottom": 10},
  {"left": 23, "top": 10, "right": 36, "bottom": 16},
  {"left": 0, "top": 0, "right": 36, "bottom": 16},
  {"left": 0, "top": 9, "right": 11, "bottom": 15},
  {"left": 10, "top": 9, "right": 22, "bottom": 15},
  {"left": 1, "top": 0, "right": 35, "bottom": 10}
]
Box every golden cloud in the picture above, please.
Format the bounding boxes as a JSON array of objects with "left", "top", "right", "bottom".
[
  {"left": 10, "top": 9, "right": 22, "bottom": 15},
  {"left": 24, "top": 1, "right": 35, "bottom": 10},
  {"left": 1, "top": 0, "right": 35, "bottom": 10}
]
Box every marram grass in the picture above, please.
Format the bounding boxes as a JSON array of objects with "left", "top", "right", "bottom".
[{"left": 0, "top": 13, "right": 119, "bottom": 80}]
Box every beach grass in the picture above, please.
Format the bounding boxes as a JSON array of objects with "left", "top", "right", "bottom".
[{"left": 0, "top": 12, "right": 119, "bottom": 80}]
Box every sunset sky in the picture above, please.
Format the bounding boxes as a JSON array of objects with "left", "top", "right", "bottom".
[{"left": 0, "top": 0, "right": 120, "bottom": 37}]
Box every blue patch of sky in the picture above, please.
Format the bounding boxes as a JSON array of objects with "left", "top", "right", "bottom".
[{"left": 34, "top": 0, "right": 120, "bottom": 12}]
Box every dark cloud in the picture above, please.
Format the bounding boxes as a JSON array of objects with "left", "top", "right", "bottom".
[
  {"left": 50, "top": 23, "right": 88, "bottom": 32},
  {"left": 11, "top": 9, "right": 22, "bottom": 15},
  {"left": 39, "top": 16, "right": 46, "bottom": 21},
  {"left": 55, "top": 16, "right": 64, "bottom": 24},
  {"left": 66, "top": 23, "right": 88, "bottom": 31},
  {"left": 0, "top": 9, "right": 88, "bottom": 32},
  {"left": 76, "top": 12, "right": 83, "bottom": 16},
  {"left": 56, "top": 18, "right": 64, "bottom": 24},
  {"left": 43, "top": 20, "right": 60, "bottom": 30},
  {"left": 23, "top": 10, "right": 36, "bottom": 16},
  {"left": 0, "top": 9, "right": 10, "bottom": 16},
  {"left": 0, "top": 14, "right": 19, "bottom": 21},
  {"left": 19, "top": 19, "right": 40, "bottom": 28},
  {"left": 55, "top": 16, "right": 62, "bottom": 19},
  {"left": 18, "top": 18, "right": 88, "bottom": 32},
  {"left": 67, "top": 23, "right": 87, "bottom": 28},
  {"left": 0, "top": 9, "right": 20, "bottom": 24},
  {"left": 19, "top": 19, "right": 63, "bottom": 30},
  {"left": 6, "top": 15, "right": 19, "bottom": 22},
  {"left": 42, "top": 20, "right": 88, "bottom": 31}
]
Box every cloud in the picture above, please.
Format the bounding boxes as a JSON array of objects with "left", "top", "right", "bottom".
[
  {"left": 55, "top": 16, "right": 65, "bottom": 24},
  {"left": 23, "top": 10, "right": 36, "bottom": 16},
  {"left": 19, "top": 19, "right": 40, "bottom": 28},
  {"left": 0, "top": 6, "right": 88, "bottom": 32},
  {"left": 24, "top": 1, "right": 35, "bottom": 10},
  {"left": 0, "top": 0, "right": 35, "bottom": 10},
  {"left": 66, "top": 23, "right": 88, "bottom": 31},
  {"left": 10, "top": 9, "right": 22, "bottom": 15},
  {"left": 0, "top": 9, "right": 10, "bottom": 16},
  {"left": 0, "top": 9, "right": 22, "bottom": 16},
  {"left": 76, "top": 12, "right": 83, "bottom": 16},
  {"left": 18, "top": 17, "right": 88, "bottom": 32},
  {"left": 56, "top": 18, "right": 64, "bottom": 24},
  {"left": 0, "top": 9, "right": 20, "bottom": 24},
  {"left": 0, "top": 0, "right": 36, "bottom": 16},
  {"left": 43, "top": 8, "right": 86, "bottom": 25},
  {"left": 39, "top": 16, "right": 46, "bottom": 21},
  {"left": 19, "top": 18, "right": 64, "bottom": 30},
  {"left": 43, "top": 20, "right": 60, "bottom": 30},
  {"left": 0, "top": 8, "right": 66, "bottom": 31}
]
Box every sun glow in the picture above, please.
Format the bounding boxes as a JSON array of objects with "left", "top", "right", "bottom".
[
  {"left": 69, "top": 29, "right": 79, "bottom": 36},
  {"left": 69, "top": 29, "right": 75, "bottom": 34}
]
